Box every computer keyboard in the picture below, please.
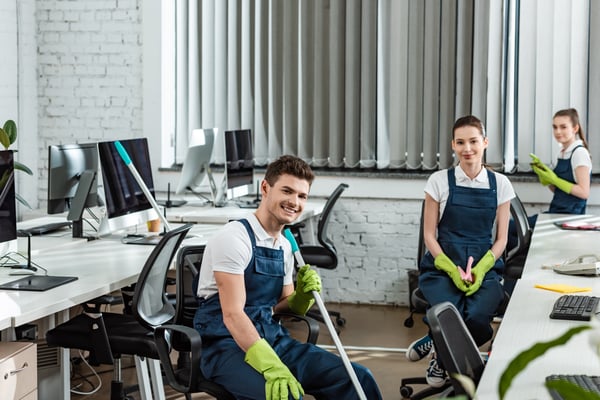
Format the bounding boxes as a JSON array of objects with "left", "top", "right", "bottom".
[
  {"left": 18, "top": 221, "right": 72, "bottom": 236},
  {"left": 121, "top": 234, "right": 162, "bottom": 245},
  {"left": 546, "top": 374, "right": 600, "bottom": 399},
  {"left": 549, "top": 295, "right": 599, "bottom": 321}
]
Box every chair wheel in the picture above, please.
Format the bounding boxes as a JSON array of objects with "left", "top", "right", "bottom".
[
  {"left": 336, "top": 317, "right": 346, "bottom": 327},
  {"left": 404, "top": 317, "right": 414, "bottom": 328},
  {"left": 400, "top": 385, "right": 413, "bottom": 398}
]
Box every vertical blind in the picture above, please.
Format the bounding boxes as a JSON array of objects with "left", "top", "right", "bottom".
[{"left": 167, "top": 0, "right": 599, "bottom": 173}]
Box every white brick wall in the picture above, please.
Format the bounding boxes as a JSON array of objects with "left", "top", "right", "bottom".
[{"left": 36, "top": 0, "right": 143, "bottom": 210}]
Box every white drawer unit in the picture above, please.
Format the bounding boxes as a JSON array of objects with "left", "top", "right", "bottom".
[{"left": 0, "top": 342, "right": 37, "bottom": 400}]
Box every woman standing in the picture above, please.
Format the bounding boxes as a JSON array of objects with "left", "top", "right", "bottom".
[{"left": 531, "top": 108, "right": 591, "bottom": 216}]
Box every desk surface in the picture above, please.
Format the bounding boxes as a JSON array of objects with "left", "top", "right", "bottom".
[
  {"left": 165, "top": 199, "right": 325, "bottom": 224},
  {"left": 477, "top": 213, "right": 600, "bottom": 399}
]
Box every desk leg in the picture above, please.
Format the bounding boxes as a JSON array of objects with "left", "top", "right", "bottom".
[
  {"left": 134, "top": 356, "right": 153, "bottom": 400},
  {"left": 148, "top": 358, "right": 166, "bottom": 400},
  {"left": 54, "top": 311, "right": 70, "bottom": 400}
]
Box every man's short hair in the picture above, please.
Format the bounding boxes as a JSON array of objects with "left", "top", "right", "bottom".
[{"left": 264, "top": 155, "right": 315, "bottom": 186}]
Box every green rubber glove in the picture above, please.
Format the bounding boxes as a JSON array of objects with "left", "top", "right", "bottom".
[
  {"left": 245, "top": 338, "right": 304, "bottom": 400},
  {"left": 532, "top": 163, "right": 574, "bottom": 194},
  {"left": 530, "top": 154, "right": 551, "bottom": 186},
  {"left": 466, "top": 250, "right": 496, "bottom": 296},
  {"left": 288, "top": 265, "right": 321, "bottom": 315},
  {"left": 434, "top": 253, "right": 469, "bottom": 292}
]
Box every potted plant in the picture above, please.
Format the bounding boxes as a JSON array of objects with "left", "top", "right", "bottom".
[{"left": 0, "top": 119, "right": 33, "bottom": 208}]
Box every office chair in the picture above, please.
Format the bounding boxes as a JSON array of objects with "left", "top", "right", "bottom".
[
  {"left": 46, "top": 224, "right": 193, "bottom": 400},
  {"left": 291, "top": 182, "right": 349, "bottom": 327},
  {"left": 427, "top": 301, "right": 485, "bottom": 399},
  {"left": 155, "top": 244, "right": 320, "bottom": 399},
  {"left": 504, "top": 194, "right": 533, "bottom": 293}
]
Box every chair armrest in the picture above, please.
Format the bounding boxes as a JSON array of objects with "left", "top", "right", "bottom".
[
  {"left": 155, "top": 324, "right": 202, "bottom": 394},
  {"left": 273, "top": 312, "right": 320, "bottom": 344}
]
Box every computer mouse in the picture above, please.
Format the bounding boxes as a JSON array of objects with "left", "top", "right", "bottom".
[{"left": 9, "top": 269, "right": 36, "bottom": 276}]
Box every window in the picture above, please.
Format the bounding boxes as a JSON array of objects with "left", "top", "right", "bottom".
[{"left": 163, "top": 0, "right": 600, "bottom": 173}]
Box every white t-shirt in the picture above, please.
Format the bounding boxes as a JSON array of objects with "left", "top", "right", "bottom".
[
  {"left": 424, "top": 165, "right": 515, "bottom": 219},
  {"left": 196, "top": 213, "right": 294, "bottom": 299},
  {"left": 557, "top": 140, "right": 592, "bottom": 184}
]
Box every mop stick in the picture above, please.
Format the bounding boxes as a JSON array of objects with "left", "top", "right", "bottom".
[
  {"left": 283, "top": 229, "right": 367, "bottom": 400},
  {"left": 114, "top": 141, "right": 173, "bottom": 232}
]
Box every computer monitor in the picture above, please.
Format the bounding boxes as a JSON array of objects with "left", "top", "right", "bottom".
[
  {"left": 175, "top": 128, "right": 216, "bottom": 196},
  {"left": 0, "top": 150, "right": 17, "bottom": 247},
  {"left": 47, "top": 143, "right": 99, "bottom": 237},
  {"left": 97, "top": 138, "right": 158, "bottom": 234},
  {"left": 225, "top": 129, "right": 254, "bottom": 201}
]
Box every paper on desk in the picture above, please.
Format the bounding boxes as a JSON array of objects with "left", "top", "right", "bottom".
[{"left": 534, "top": 283, "right": 592, "bottom": 294}]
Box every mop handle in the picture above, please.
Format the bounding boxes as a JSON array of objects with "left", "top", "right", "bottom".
[
  {"left": 283, "top": 229, "right": 367, "bottom": 400},
  {"left": 114, "top": 141, "right": 172, "bottom": 232}
]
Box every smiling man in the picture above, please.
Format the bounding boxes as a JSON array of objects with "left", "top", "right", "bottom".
[{"left": 193, "top": 155, "right": 382, "bottom": 400}]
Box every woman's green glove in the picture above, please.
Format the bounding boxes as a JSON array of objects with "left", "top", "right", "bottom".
[
  {"left": 288, "top": 265, "right": 321, "bottom": 315},
  {"left": 466, "top": 250, "right": 496, "bottom": 296},
  {"left": 245, "top": 338, "right": 304, "bottom": 400},
  {"left": 532, "top": 163, "right": 574, "bottom": 194},
  {"left": 434, "top": 253, "right": 469, "bottom": 292}
]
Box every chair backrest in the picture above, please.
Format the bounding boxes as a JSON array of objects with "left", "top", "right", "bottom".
[
  {"left": 132, "top": 223, "right": 192, "bottom": 330},
  {"left": 417, "top": 199, "right": 426, "bottom": 266},
  {"left": 316, "top": 183, "right": 349, "bottom": 253},
  {"left": 175, "top": 245, "right": 205, "bottom": 326},
  {"left": 427, "top": 302, "right": 485, "bottom": 397},
  {"left": 506, "top": 194, "right": 532, "bottom": 263}
]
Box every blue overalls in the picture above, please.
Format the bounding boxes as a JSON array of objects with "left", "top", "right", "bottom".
[
  {"left": 194, "top": 219, "right": 382, "bottom": 400},
  {"left": 549, "top": 145, "right": 587, "bottom": 214},
  {"left": 419, "top": 168, "right": 504, "bottom": 346}
]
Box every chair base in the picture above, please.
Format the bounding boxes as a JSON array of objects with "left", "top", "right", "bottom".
[{"left": 399, "top": 376, "right": 452, "bottom": 399}]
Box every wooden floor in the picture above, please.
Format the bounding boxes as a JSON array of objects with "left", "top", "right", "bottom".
[{"left": 67, "top": 303, "right": 465, "bottom": 399}]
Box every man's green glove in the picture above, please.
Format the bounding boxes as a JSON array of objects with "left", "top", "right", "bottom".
[
  {"left": 245, "top": 338, "right": 304, "bottom": 400},
  {"left": 434, "top": 253, "right": 469, "bottom": 292},
  {"left": 532, "top": 163, "right": 574, "bottom": 194},
  {"left": 465, "top": 250, "right": 496, "bottom": 296},
  {"left": 288, "top": 265, "right": 321, "bottom": 315}
]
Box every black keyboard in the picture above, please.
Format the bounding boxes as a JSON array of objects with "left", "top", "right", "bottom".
[
  {"left": 549, "top": 295, "right": 599, "bottom": 321},
  {"left": 18, "top": 221, "right": 72, "bottom": 236},
  {"left": 546, "top": 374, "right": 600, "bottom": 399}
]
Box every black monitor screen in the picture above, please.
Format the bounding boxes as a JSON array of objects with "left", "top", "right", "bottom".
[
  {"left": 0, "top": 151, "right": 16, "bottom": 244},
  {"left": 225, "top": 129, "right": 254, "bottom": 189},
  {"left": 98, "top": 138, "right": 155, "bottom": 219},
  {"left": 47, "top": 143, "right": 99, "bottom": 214}
]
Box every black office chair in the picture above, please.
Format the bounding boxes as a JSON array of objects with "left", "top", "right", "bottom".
[
  {"left": 291, "top": 183, "right": 349, "bottom": 327},
  {"left": 504, "top": 194, "right": 533, "bottom": 293},
  {"left": 427, "top": 302, "right": 486, "bottom": 399},
  {"left": 46, "top": 224, "right": 192, "bottom": 400},
  {"left": 155, "top": 244, "right": 320, "bottom": 399}
]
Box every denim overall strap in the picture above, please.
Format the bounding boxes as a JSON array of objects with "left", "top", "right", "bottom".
[{"left": 549, "top": 145, "right": 587, "bottom": 214}]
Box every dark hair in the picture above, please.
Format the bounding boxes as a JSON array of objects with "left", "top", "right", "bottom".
[
  {"left": 264, "top": 155, "right": 315, "bottom": 186},
  {"left": 553, "top": 108, "right": 589, "bottom": 150},
  {"left": 452, "top": 115, "right": 486, "bottom": 139}
]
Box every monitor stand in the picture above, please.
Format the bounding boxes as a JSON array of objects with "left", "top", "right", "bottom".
[
  {"left": 157, "top": 183, "right": 187, "bottom": 208},
  {"left": 67, "top": 170, "right": 98, "bottom": 240}
]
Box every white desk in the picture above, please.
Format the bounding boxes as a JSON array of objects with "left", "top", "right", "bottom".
[{"left": 476, "top": 214, "right": 600, "bottom": 399}]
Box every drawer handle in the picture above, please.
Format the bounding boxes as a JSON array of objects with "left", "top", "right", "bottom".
[{"left": 4, "top": 362, "right": 29, "bottom": 379}]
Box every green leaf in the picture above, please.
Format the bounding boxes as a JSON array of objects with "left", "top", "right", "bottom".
[
  {"left": 3, "top": 120, "right": 17, "bottom": 144},
  {"left": 0, "top": 128, "right": 9, "bottom": 149},
  {"left": 546, "top": 379, "right": 600, "bottom": 400},
  {"left": 498, "top": 325, "right": 591, "bottom": 399},
  {"left": 14, "top": 161, "right": 33, "bottom": 175},
  {"left": 15, "top": 193, "right": 32, "bottom": 209}
]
